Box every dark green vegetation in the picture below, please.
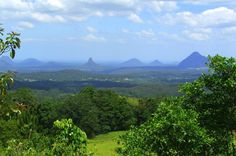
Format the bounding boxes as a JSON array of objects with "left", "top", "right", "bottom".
[
  {"left": 16, "top": 69, "right": 203, "bottom": 84},
  {"left": 1, "top": 26, "right": 236, "bottom": 155},
  {"left": 12, "top": 69, "right": 203, "bottom": 98}
]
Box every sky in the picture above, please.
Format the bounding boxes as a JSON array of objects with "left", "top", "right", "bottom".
[{"left": 1, "top": 0, "right": 236, "bottom": 63}]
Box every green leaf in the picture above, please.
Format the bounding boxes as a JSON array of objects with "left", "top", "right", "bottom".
[
  {"left": 15, "top": 38, "right": 21, "bottom": 48},
  {"left": 10, "top": 49, "right": 15, "bottom": 59}
]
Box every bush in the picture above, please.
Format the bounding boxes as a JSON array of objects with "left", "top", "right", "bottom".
[
  {"left": 119, "top": 99, "right": 213, "bottom": 156},
  {"left": 53, "top": 118, "right": 91, "bottom": 156}
]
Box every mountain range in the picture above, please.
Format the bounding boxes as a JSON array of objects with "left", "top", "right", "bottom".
[{"left": 0, "top": 52, "right": 208, "bottom": 72}]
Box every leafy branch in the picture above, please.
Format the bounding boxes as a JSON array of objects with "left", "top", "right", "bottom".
[{"left": 0, "top": 25, "right": 21, "bottom": 95}]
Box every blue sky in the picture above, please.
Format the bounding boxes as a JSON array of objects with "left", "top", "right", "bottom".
[{"left": 1, "top": 0, "right": 236, "bottom": 63}]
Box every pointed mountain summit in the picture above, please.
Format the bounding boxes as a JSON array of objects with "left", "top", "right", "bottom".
[
  {"left": 79, "top": 57, "right": 105, "bottom": 71},
  {"left": 178, "top": 52, "right": 208, "bottom": 68},
  {"left": 149, "top": 60, "right": 163, "bottom": 66},
  {"left": 120, "top": 58, "right": 144, "bottom": 67},
  {"left": 82, "top": 57, "right": 97, "bottom": 67}
]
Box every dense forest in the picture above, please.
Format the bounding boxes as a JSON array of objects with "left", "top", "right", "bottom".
[{"left": 1, "top": 27, "right": 236, "bottom": 155}]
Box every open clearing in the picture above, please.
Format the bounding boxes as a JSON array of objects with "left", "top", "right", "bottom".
[{"left": 88, "top": 131, "right": 126, "bottom": 156}]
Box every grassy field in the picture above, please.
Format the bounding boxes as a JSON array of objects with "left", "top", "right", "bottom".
[{"left": 88, "top": 131, "right": 126, "bottom": 156}]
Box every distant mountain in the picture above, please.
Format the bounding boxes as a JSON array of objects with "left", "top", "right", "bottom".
[
  {"left": 41, "top": 61, "right": 70, "bottom": 70},
  {"left": 149, "top": 60, "right": 163, "bottom": 66},
  {"left": 178, "top": 52, "right": 208, "bottom": 68},
  {"left": 19, "top": 58, "right": 43, "bottom": 67},
  {"left": 120, "top": 58, "right": 144, "bottom": 67},
  {"left": 82, "top": 57, "right": 98, "bottom": 67},
  {"left": 79, "top": 58, "right": 106, "bottom": 71}
]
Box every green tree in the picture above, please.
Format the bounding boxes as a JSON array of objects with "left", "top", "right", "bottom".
[
  {"left": 0, "top": 25, "right": 21, "bottom": 95},
  {"left": 180, "top": 55, "right": 236, "bottom": 154},
  {"left": 59, "top": 88, "right": 100, "bottom": 137},
  {"left": 119, "top": 98, "right": 213, "bottom": 156},
  {"left": 53, "top": 118, "right": 90, "bottom": 155},
  {"left": 135, "top": 98, "right": 161, "bottom": 125},
  {"left": 58, "top": 87, "right": 136, "bottom": 137}
]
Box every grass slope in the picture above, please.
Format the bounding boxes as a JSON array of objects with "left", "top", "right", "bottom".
[{"left": 88, "top": 131, "right": 126, "bottom": 156}]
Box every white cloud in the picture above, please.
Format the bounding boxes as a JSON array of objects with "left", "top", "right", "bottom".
[
  {"left": 15, "top": 21, "right": 34, "bottom": 30},
  {"left": 158, "top": 7, "right": 236, "bottom": 41},
  {"left": 67, "top": 15, "right": 87, "bottom": 22},
  {"left": 87, "top": 26, "right": 97, "bottom": 33},
  {"left": 0, "top": 0, "right": 32, "bottom": 11},
  {"left": 37, "top": 0, "right": 65, "bottom": 10},
  {"left": 136, "top": 29, "right": 155, "bottom": 39},
  {"left": 128, "top": 13, "right": 143, "bottom": 23},
  {"left": 148, "top": 1, "right": 177, "bottom": 12},
  {"left": 201, "top": 7, "right": 236, "bottom": 27},
  {"left": 183, "top": 28, "right": 212, "bottom": 41},
  {"left": 159, "top": 32, "right": 184, "bottom": 42},
  {"left": 163, "top": 7, "right": 236, "bottom": 28},
  {"left": 31, "top": 12, "right": 65, "bottom": 23},
  {"left": 184, "top": 0, "right": 235, "bottom": 5},
  {"left": 184, "top": 30, "right": 209, "bottom": 41},
  {"left": 0, "top": 0, "right": 178, "bottom": 23},
  {"left": 81, "top": 34, "right": 106, "bottom": 42}
]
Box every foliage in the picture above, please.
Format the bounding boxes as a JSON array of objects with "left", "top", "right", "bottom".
[
  {"left": 0, "top": 89, "right": 39, "bottom": 145},
  {"left": 0, "top": 25, "right": 20, "bottom": 95},
  {"left": 0, "top": 26, "right": 20, "bottom": 58},
  {"left": 0, "top": 119, "right": 21, "bottom": 145},
  {"left": 0, "top": 92, "right": 16, "bottom": 119},
  {"left": 53, "top": 118, "right": 90, "bottom": 156},
  {"left": 0, "top": 119, "right": 90, "bottom": 156},
  {"left": 134, "top": 98, "right": 161, "bottom": 125},
  {"left": 180, "top": 55, "right": 236, "bottom": 154},
  {"left": 58, "top": 87, "right": 136, "bottom": 137},
  {"left": 37, "top": 97, "right": 59, "bottom": 133},
  {"left": 119, "top": 98, "right": 213, "bottom": 156},
  {"left": 0, "top": 72, "right": 14, "bottom": 96},
  {"left": 2, "top": 133, "right": 53, "bottom": 156}
]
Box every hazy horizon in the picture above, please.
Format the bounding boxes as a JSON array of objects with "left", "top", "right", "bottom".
[
  {"left": 2, "top": 51, "right": 209, "bottom": 65},
  {"left": 1, "top": 0, "right": 236, "bottom": 62}
]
